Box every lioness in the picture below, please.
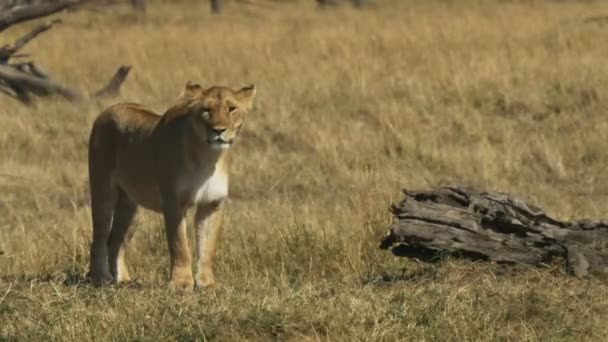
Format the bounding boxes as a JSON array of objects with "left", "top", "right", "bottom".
[{"left": 88, "top": 82, "right": 256, "bottom": 291}]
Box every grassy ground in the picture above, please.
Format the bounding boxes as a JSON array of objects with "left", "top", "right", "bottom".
[{"left": 2, "top": 0, "right": 608, "bottom": 340}]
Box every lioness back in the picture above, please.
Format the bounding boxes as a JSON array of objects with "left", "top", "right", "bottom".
[
  {"left": 89, "top": 103, "right": 165, "bottom": 211},
  {"left": 90, "top": 103, "right": 159, "bottom": 146}
]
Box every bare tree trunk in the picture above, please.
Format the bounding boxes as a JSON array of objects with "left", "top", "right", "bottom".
[
  {"left": 210, "top": 0, "right": 222, "bottom": 14},
  {"left": 379, "top": 186, "right": 608, "bottom": 279},
  {"left": 130, "top": 0, "right": 146, "bottom": 12}
]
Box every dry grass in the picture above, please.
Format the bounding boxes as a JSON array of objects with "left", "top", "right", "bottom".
[{"left": 2, "top": 0, "right": 608, "bottom": 340}]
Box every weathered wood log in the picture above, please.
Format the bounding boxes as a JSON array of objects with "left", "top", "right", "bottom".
[
  {"left": 0, "top": 0, "right": 82, "bottom": 32},
  {"left": 379, "top": 186, "right": 608, "bottom": 278}
]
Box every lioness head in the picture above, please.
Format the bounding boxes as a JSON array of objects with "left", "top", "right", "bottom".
[{"left": 180, "top": 82, "right": 256, "bottom": 149}]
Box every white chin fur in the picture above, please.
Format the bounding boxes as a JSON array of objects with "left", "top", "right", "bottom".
[{"left": 210, "top": 142, "right": 231, "bottom": 150}]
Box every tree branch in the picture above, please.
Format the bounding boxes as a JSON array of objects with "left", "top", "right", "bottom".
[
  {"left": 0, "top": 0, "right": 81, "bottom": 32},
  {"left": 93, "top": 65, "right": 131, "bottom": 99},
  {"left": 0, "top": 64, "right": 81, "bottom": 102},
  {"left": 0, "top": 19, "right": 62, "bottom": 62}
]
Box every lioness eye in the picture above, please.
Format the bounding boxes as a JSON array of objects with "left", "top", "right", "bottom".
[
  {"left": 201, "top": 108, "right": 211, "bottom": 119},
  {"left": 228, "top": 106, "right": 237, "bottom": 113}
]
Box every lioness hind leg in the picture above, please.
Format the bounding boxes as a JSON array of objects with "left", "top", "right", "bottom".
[
  {"left": 194, "top": 201, "right": 224, "bottom": 290},
  {"left": 107, "top": 192, "right": 138, "bottom": 283},
  {"left": 89, "top": 182, "right": 118, "bottom": 286}
]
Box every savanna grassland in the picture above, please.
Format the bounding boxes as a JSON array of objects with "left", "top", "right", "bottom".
[{"left": 2, "top": 0, "right": 608, "bottom": 340}]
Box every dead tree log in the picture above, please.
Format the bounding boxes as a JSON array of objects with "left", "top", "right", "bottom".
[
  {"left": 379, "top": 186, "right": 608, "bottom": 278},
  {"left": 0, "top": 3, "right": 131, "bottom": 105}
]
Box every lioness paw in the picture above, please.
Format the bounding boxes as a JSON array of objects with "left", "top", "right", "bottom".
[
  {"left": 168, "top": 278, "right": 195, "bottom": 292},
  {"left": 89, "top": 271, "right": 113, "bottom": 287},
  {"left": 195, "top": 276, "right": 217, "bottom": 290},
  {"left": 168, "top": 270, "right": 194, "bottom": 292}
]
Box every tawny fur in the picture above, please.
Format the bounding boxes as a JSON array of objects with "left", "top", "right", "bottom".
[{"left": 88, "top": 83, "right": 256, "bottom": 291}]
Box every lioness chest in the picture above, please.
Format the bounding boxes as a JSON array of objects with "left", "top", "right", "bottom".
[{"left": 177, "top": 167, "right": 229, "bottom": 207}]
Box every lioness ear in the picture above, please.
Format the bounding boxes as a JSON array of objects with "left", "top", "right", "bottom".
[
  {"left": 235, "top": 84, "right": 256, "bottom": 110},
  {"left": 180, "top": 81, "right": 202, "bottom": 100}
]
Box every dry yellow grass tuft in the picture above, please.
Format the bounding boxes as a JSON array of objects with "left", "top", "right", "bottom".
[{"left": 2, "top": 0, "right": 608, "bottom": 340}]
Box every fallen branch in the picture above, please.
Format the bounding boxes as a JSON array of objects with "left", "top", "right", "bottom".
[
  {"left": 0, "top": 0, "right": 82, "bottom": 32},
  {"left": 0, "top": 15, "right": 131, "bottom": 105},
  {"left": 379, "top": 186, "right": 608, "bottom": 278}
]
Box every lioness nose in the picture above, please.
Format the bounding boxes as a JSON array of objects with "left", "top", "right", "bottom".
[{"left": 212, "top": 128, "right": 227, "bottom": 135}]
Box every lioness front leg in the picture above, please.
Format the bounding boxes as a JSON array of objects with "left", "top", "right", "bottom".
[
  {"left": 162, "top": 201, "right": 194, "bottom": 291},
  {"left": 194, "top": 201, "right": 224, "bottom": 289}
]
